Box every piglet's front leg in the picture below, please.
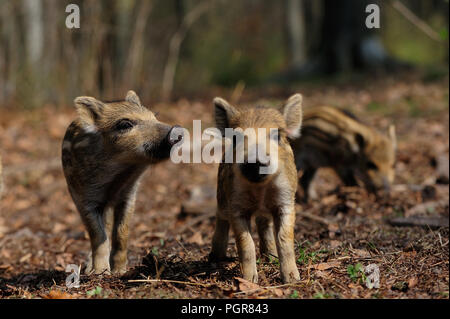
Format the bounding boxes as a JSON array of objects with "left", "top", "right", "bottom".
[
  {"left": 231, "top": 216, "right": 258, "bottom": 283},
  {"left": 274, "top": 206, "right": 300, "bottom": 283},
  {"left": 81, "top": 206, "right": 111, "bottom": 275},
  {"left": 110, "top": 200, "right": 135, "bottom": 275}
]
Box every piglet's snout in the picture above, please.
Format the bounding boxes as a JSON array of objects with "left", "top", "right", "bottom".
[{"left": 239, "top": 160, "right": 272, "bottom": 183}]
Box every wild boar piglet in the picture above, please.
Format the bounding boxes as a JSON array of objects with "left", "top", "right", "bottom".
[
  {"left": 62, "top": 90, "right": 184, "bottom": 275},
  {"left": 210, "top": 94, "right": 303, "bottom": 283},
  {"left": 290, "top": 106, "right": 396, "bottom": 202}
]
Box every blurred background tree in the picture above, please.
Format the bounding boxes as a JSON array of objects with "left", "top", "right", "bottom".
[{"left": 0, "top": 0, "right": 448, "bottom": 107}]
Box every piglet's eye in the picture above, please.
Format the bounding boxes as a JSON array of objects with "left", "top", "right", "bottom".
[
  {"left": 270, "top": 130, "right": 281, "bottom": 143},
  {"left": 114, "top": 119, "right": 135, "bottom": 131}
]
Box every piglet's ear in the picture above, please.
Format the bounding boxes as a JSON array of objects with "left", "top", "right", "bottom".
[
  {"left": 283, "top": 93, "right": 303, "bottom": 139},
  {"left": 74, "top": 96, "right": 104, "bottom": 125},
  {"left": 214, "top": 97, "right": 239, "bottom": 136},
  {"left": 125, "top": 90, "right": 142, "bottom": 107}
]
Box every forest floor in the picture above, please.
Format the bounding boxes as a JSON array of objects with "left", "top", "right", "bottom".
[{"left": 0, "top": 73, "right": 448, "bottom": 299}]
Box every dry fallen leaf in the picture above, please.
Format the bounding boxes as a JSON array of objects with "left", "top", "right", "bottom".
[
  {"left": 19, "top": 253, "right": 32, "bottom": 263},
  {"left": 0, "top": 264, "right": 13, "bottom": 272},
  {"left": 330, "top": 240, "right": 342, "bottom": 249},
  {"left": 315, "top": 270, "right": 331, "bottom": 279},
  {"left": 322, "top": 194, "right": 338, "bottom": 205},
  {"left": 328, "top": 223, "right": 340, "bottom": 239},
  {"left": 352, "top": 249, "right": 371, "bottom": 258},
  {"left": 186, "top": 232, "right": 204, "bottom": 245},
  {"left": 272, "top": 288, "right": 284, "bottom": 297},
  {"left": 327, "top": 223, "right": 340, "bottom": 233},
  {"left": 53, "top": 223, "right": 66, "bottom": 233},
  {"left": 310, "top": 261, "right": 341, "bottom": 271},
  {"left": 408, "top": 277, "right": 419, "bottom": 288},
  {"left": 348, "top": 283, "right": 361, "bottom": 289},
  {"left": 234, "top": 277, "right": 260, "bottom": 292},
  {"left": 43, "top": 290, "right": 75, "bottom": 299}
]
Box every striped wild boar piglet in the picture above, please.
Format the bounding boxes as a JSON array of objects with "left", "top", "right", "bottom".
[
  {"left": 62, "top": 91, "right": 184, "bottom": 275},
  {"left": 290, "top": 106, "right": 396, "bottom": 202},
  {"left": 209, "top": 94, "right": 303, "bottom": 283}
]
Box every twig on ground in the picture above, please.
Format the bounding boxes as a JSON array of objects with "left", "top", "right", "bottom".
[
  {"left": 127, "top": 278, "right": 212, "bottom": 287},
  {"left": 233, "top": 281, "right": 307, "bottom": 296},
  {"left": 177, "top": 211, "right": 215, "bottom": 234},
  {"left": 391, "top": 184, "right": 429, "bottom": 192},
  {"left": 404, "top": 199, "right": 448, "bottom": 217},
  {"left": 297, "top": 209, "right": 331, "bottom": 225},
  {"left": 387, "top": 216, "right": 449, "bottom": 229}
]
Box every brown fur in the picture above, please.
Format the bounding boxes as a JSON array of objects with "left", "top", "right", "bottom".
[
  {"left": 290, "top": 106, "right": 396, "bottom": 201},
  {"left": 62, "top": 91, "right": 183, "bottom": 275},
  {"left": 210, "top": 94, "right": 303, "bottom": 284},
  {"left": 0, "top": 155, "right": 3, "bottom": 197}
]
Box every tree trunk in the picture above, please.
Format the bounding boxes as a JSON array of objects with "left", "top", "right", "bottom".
[
  {"left": 286, "top": 0, "right": 307, "bottom": 67},
  {"left": 22, "top": 0, "right": 43, "bottom": 65},
  {"left": 123, "top": 0, "right": 153, "bottom": 93},
  {"left": 161, "top": 1, "right": 210, "bottom": 102},
  {"left": 277, "top": 0, "right": 407, "bottom": 81}
]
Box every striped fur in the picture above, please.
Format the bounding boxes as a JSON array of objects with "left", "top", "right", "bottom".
[{"left": 290, "top": 106, "right": 396, "bottom": 201}]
